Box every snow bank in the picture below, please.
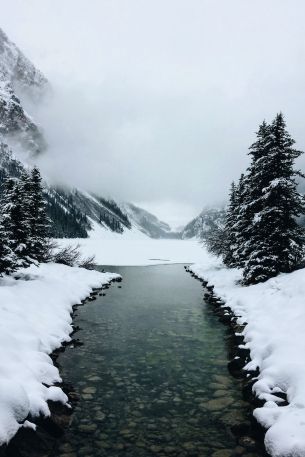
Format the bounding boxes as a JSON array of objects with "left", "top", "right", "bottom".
[
  {"left": 190, "top": 251, "right": 305, "bottom": 457},
  {"left": 0, "top": 262, "right": 118, "bottom": 445}
]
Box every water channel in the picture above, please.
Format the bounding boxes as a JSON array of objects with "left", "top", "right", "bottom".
[{"left": 53, "top": 264, "right": 263, "bottom": 457}]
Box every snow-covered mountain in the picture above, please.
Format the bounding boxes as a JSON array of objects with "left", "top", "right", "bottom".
[
  {"left": 0, "top": 28, "right": 180, "bottom": 239},
  {"left": 181, "top": 206, "right": 226, "bottom": 240},
  {"left": 0, "top": 28, "right": 47, "bottom": 156},
  {"left": 122, "top": 203, "right": 181, "bottom": 238}
]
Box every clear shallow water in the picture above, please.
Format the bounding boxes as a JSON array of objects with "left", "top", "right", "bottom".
[{"left": 54, "top": 265, "right": 256, "bottom": 457}]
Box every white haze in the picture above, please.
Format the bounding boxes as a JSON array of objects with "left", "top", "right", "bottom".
[{"left": 2, "top": 0, "right": 305, "bottom": 226}]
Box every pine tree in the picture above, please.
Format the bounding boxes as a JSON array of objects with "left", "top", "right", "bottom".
[
  {"left": 0, "top": 225, "right": 16, "bottom": 275},
  {"left": 11, "top": 173, "right": 33, "bottom": 266},
  {"left": 243, "top": 114, "right": 305, "bottom": 284},
  {"left": 27, "top": 167, "right": 50, "bottom": 262},
  {"left": 0, "top": 178, "right": 17, "bottom": 274},
  {"left": 223, "top": 181, "right": 238, "bottom": 267},
  {"left": 229, "top": 173, "right": 251, "bottom": 269}
]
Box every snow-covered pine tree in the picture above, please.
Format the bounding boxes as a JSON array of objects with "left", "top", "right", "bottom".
[
  {"left": 222, "top": 181, "right": 238, "bottom": 266},
  {"left": 0, "top": 225, "right": 16, "bottom": 275},
  {"left": 204, "top": 223, "right": 227, "bottom": 258},
  {"left": 243, "top": 113, "right": 305, "bottom": 284},
  {"left": 5, "top": 173, "right": 32, "bottom": 267},
  {"left": 27, "top": 167, "right": 50, "bottom": 262},
  {"left": 0, "top": 178, "right": 18, "bottom": 274},
  {"left": 234, "top": 122, "right": 272, "bottom": 274},
  {"left": 228, "top": 173, "right": 252, "bottom": 269}
]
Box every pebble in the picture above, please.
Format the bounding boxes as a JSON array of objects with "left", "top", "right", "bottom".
[
  {"left": 87, "top": 375, "right": 102, "bottom": 381},
  {"left": 234, "top": 446, "right": 246, "bottom": 455},
  {"left": 82, "top": 386, "right": 96, "bottom": 394},
  {"left": 211, "top": 450, "right": 233, "bottom": 457},
  {"left": 150, "top": 445, "right": 162, "bottom": 452},
  {"left": 95, "top": 441, "right": 111, "bottom": 449},
  {"left": 95, "top": 411, "right": 106, "bottom": 421},
  {"left": 78, "top": 424, "right": 97, "bottom": 432},
  {"left": 213, "top": 389, "right": 229, "bottom": 397},
  {"left": 238, "top": 436, "right": 257, "bottom": 450},
  {"left": 203, "top": 397, "right": 234, "bottom": 411},
  {"left": 81, "top": 393, "right": 93, "bottom": 400},
  {"left": 182, "top": 442, "right": 196, "bottom": 451}
]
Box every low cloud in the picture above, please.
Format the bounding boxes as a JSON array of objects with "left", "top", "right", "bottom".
[{"left": 3, "top": 0, "right": 305, "bottom": 224}]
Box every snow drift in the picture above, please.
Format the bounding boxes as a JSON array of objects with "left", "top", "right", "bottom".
[
  {"left": 0, "top": 262, "right": 118, "bottom": 445},
  {"left": 190, "top": 250, "right": 305, "bottom": 457}
]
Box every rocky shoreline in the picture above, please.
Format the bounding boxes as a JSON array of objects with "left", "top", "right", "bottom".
[
  {"left": 0, "top": 276, "right": 122, "bottom": 457},
  {"left": 185, "top": 266, "right": 270, "bottom": 457}
]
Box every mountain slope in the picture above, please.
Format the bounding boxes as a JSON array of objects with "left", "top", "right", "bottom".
[
  {"left": 0, "top": 28, "right": 178, "bottom": 240},
  {"left": 122, "top": 203, "right": 181, "bottom": 239},
  {"left": 0, "top": 28, "right": 47, "bottom": 156},
  {"left": 182, "top": 207, "right": 226, "bottom": 240}
]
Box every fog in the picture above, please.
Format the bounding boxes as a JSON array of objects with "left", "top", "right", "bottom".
[{"left": 2, "top": 0, "right": 305, "bottom": 226}]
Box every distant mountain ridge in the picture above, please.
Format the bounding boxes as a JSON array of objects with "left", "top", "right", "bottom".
[
  {"left": 122, "top": 203, "right": 181, "bottom": 238},
  {"left": 181, "top": 206, "right": 226, "bottom": 240}
]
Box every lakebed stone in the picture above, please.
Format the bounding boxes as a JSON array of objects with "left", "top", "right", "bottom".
[{"left": 202, "top": 397, "right": 235, "bottom": 411}]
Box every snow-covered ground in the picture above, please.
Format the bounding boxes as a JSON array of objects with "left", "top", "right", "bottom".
[
  {"left": 0, "top": 262, "right": 118, "bottom": 445},
  {"left": 190, "top": 250, "right": 305, "bottom": 457},
  {"left": 58, "top": 223, "right": 204, "bottom": 266}
]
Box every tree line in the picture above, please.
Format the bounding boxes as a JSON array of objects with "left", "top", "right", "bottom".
[
  {"left": 0, "top": 166, "right": 50, "bottom": 274},
  {"left": 206, "top": 113, "right": 305, "bottom": 285}
]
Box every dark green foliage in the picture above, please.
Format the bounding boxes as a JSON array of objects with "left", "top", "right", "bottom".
[
  {"left": 205, "top": 224, "right": 228, "bottom": 258},
  {"left": 94, "top": 195, "right": 131, "bottom": 229},
  {"left": 5, "top": 174, "right": 32, "bottom": 266},
  {"left": 0, "top": 166, "right": 59, "bottom": 272},
  {"left": 222, "top": 181, "right": 238, "bottom": 267},
  {"left": 45, "top": 192, "right": 89, "bottom": 238},
  {"left": 0, "top": 144, "right": 90, "bottom": 239},
  {"left": 27, "top": 167, "right": 51, "bottom": 262},
  {"left": 216, "top": 114, "right": 305, "bottom": 285},
  {"left": 229, "top": 173, "right": 252, "bottom": 269},
  {"left": 243, "top": 114, "right": 305, "bottom": 284},
  {"left": 0, "top": 177, "right": 18, "bottom": 274}
]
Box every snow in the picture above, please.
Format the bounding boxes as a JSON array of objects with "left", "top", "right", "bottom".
[
  {"left": 190, "top": 250, "right": 305, "bottom": 457},
  {"left": 57, "top": 226, "right": 204, "bottom": 266},
  {"left": 0, "top": 262, "right": 118, "bottom": 445}
]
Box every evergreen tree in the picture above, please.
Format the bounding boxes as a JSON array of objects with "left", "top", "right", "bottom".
[
  {"left": 27, "top": 167, "right": 50, "bottom": 262},
  {"left": 0, "top": 178, "right": 17, "bottom": 274},
  {"left": 9, "top": 173, "right": 32, "bottom": 266},
  {"left": 222, "top": 181, "right": 238, "bottom": 267},
  {"left": 229, "top": 173, "right": 251, "bottom": 269},
  {"left": 243, "top": 113, "right": 305, "bottom": 284},
  {"left": 205, "top": 224, "right": 227, "bottom": 258}
]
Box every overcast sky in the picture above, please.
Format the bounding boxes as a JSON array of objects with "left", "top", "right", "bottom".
[{"left": 2, "top": 0, "right": 305, "bottom": 227}]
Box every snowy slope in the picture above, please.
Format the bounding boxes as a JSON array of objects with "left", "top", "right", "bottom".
[
  {"left": 122, "top": 202, "right": 180, "bottom": 239},
  {"left": 0, "top": 28, "right": 47, "bottom": 156},
  {"left": 191, "top": 252, "right": 305, "bottom": 457},
  {"left": 182, "top": 206, "right": 226, "bottom": 239}
]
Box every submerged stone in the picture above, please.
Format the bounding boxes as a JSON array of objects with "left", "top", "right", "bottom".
[
  {"left": 211, "top": 450, "right": 233, "bottom": 457},
  {"left": 202, "top": 397, "right": 234, "bottom": 411}
]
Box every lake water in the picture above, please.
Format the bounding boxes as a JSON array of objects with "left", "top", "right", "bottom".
[{"left": 53, "top": 264, "right": 262, "bottom": 457}]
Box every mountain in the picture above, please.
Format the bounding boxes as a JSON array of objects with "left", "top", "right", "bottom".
[
  {"left": 0, "top": 28, "right": 47, "bottom": 156},
  {"left": 182, "top": 206, "right": 226, "bottom": 240},
  {"left": 122, "top": 203, "right": 181, "bottom": 239},
  {"left": 0, "top": 28, "right": 179, "bottom": 239}
]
